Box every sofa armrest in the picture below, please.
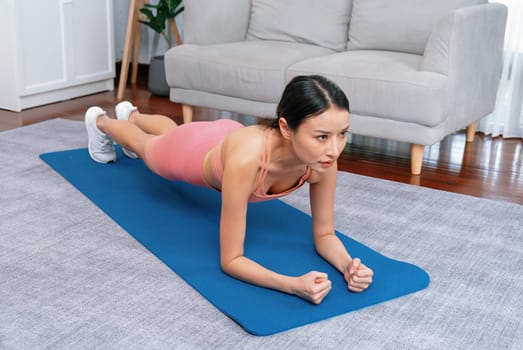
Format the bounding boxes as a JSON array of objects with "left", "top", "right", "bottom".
[
  {"left": 420, "top": 3, "right": 507, "bottom": 122},
  {"left": 183, "top": 0, "right": 251, "bottom": 44}
]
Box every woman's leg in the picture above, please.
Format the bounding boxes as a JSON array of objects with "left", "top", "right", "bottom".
[
  {"left": 114, "top": 101, "right": 178, "bottom": 159},
  {"left": 96, "top": 115, "right": 155, "bottom": 159},
  {"left": 128, "top": 111, "right": 177, "bottom": 136},
  {"left": 85, "top": 103, "right": 179, "bottom": 162}
]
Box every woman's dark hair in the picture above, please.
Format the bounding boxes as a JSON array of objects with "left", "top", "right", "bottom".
[{"left": 263, "top": 75, "right": 350, "bottom": 130}]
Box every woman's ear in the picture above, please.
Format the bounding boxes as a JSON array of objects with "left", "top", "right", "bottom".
[{"left": 278, "top": 118, "right": 292, "bottom": 139}]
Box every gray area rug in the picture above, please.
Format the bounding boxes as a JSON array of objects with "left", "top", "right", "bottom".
[{"left": 0, "top": 119, "right": 521, "bottom": 350}]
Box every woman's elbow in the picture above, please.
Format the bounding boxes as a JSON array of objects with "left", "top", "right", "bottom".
[
  {"left": 220, "top": 257, "right": 234, "bottom": 276},
  {"left": 220, "top": 255, "right": 243, "bottom": 277}
]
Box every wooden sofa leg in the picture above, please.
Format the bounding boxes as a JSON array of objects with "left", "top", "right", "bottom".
[
  {"left": 410, "top": 144, "right": 424, "bottom": 175},
  {"left": 466, "top": 122, "right": 477, "bottom": 142},
  {"left": 182, "top": 104, "right": 193, "bottom": 124}
]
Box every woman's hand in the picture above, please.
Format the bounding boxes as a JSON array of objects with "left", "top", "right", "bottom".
[
  {"left": 343, "top": 258, "right": 373, "bottom": 292},
  {"left": 292, "top": 271, "right": 332, "bottom": 304}
]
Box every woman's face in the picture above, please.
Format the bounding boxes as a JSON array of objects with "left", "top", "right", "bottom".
[{"left": 287, "top": 107, "right": 350, "bottom": 172}]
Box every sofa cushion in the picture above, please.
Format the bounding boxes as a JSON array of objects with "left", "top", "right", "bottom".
[
  {"left": 287, "top": 51, "right": 448, "bottom": 127},
  {"left": 246, "top": 0, "right": 352, "bottom": 52},
  {"left": 165, "top": 41, "right": 333, "bottom": 103},
  {"left": 347, "top": 0, "right": 486, "bottom": 54}
]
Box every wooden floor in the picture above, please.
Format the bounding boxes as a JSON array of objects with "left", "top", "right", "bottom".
[{"left": 1, "top": 77, "right": 522, "bottom": 205}]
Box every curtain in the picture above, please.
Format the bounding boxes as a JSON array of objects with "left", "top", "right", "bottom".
[{"left": 478, "top": 0, "right": 523, "bottom": 138}]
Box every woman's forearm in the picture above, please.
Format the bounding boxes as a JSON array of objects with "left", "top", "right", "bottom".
[
  {"left": 221, "top": 255, "right": 333, "bottom": 304},
  {"left": 314, "top": 233, "right": 352, "bottom": 273},
  {"left": 221, "top": 255, "right": 296, "bottom": 294}
]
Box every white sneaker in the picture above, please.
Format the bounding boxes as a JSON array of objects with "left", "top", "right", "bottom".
[
  {"left": 115, "top": 101, "right": 139, "bottom": 159},
  {"left": 85, "top": 106, "right": 116, "bottom": 163}
]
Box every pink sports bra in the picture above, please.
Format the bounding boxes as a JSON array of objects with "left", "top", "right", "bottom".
[{"left": 211, "top": 127, "right": 312, "bottom": 202}]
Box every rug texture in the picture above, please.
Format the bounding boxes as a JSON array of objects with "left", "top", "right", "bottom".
[
  {"left": 0, "top": 119, "right": 521, "bottom": 349},
  {"left": 40, "top": 147, "right": 430, "bottom": 336}
]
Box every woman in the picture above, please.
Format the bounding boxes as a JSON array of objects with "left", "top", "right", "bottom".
[{"left": 85, "top": 75, "right": 373, "bottom": 304}]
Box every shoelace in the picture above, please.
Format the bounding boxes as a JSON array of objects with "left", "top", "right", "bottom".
[{"left": 98, "top": 137, "right": 114, "bottom": 152}]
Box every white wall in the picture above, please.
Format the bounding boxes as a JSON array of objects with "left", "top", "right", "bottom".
[{"left": 113, "top": 0, "right": 184, "bottom": 63}]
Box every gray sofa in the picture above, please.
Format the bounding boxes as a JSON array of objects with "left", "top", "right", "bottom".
[{"left": 164, "top": 0, "right": 507, "bottom": 174}]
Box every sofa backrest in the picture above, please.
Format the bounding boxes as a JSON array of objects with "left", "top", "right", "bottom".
[
  {"left": 346, "top": 0, "right": 487, "bottom": 55},
  {"left": 184, "top": 0, "right": 252, "bottom": 44},
  {"left": 246, "top": 0, "right": 353, "bottom": 52}
]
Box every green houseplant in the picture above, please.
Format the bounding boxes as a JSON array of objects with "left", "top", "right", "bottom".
[
  {"left": 139, "top": 0, "right": 184, "bottom": 48},
  {"left": 139, "top": 0, "right": 184, "bottom": 96}
]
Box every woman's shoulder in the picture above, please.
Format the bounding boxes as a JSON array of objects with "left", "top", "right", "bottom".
[
  {"left": 234, "top": 123, "right": 266, "bottom": 136},
  {"left": 225, "top": 124, "right": 266, "bottom": 146},
  {"left": 222, "top": 124, "right": 267, "bottom": 165},
  {"left": 307, "top": 163, "right": 337, "bottom": 186},
  {"left": 307, "top": 170, "right": 322, "bottom": 184}
]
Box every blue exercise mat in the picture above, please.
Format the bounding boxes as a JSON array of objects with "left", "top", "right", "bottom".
[{"left": 40, "top": 147, "right": 430, "bottom": 336}]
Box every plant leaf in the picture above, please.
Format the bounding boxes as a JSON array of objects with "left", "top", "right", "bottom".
[{"left": 139, "top": 0, "right": 185, "bottom": 42}]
